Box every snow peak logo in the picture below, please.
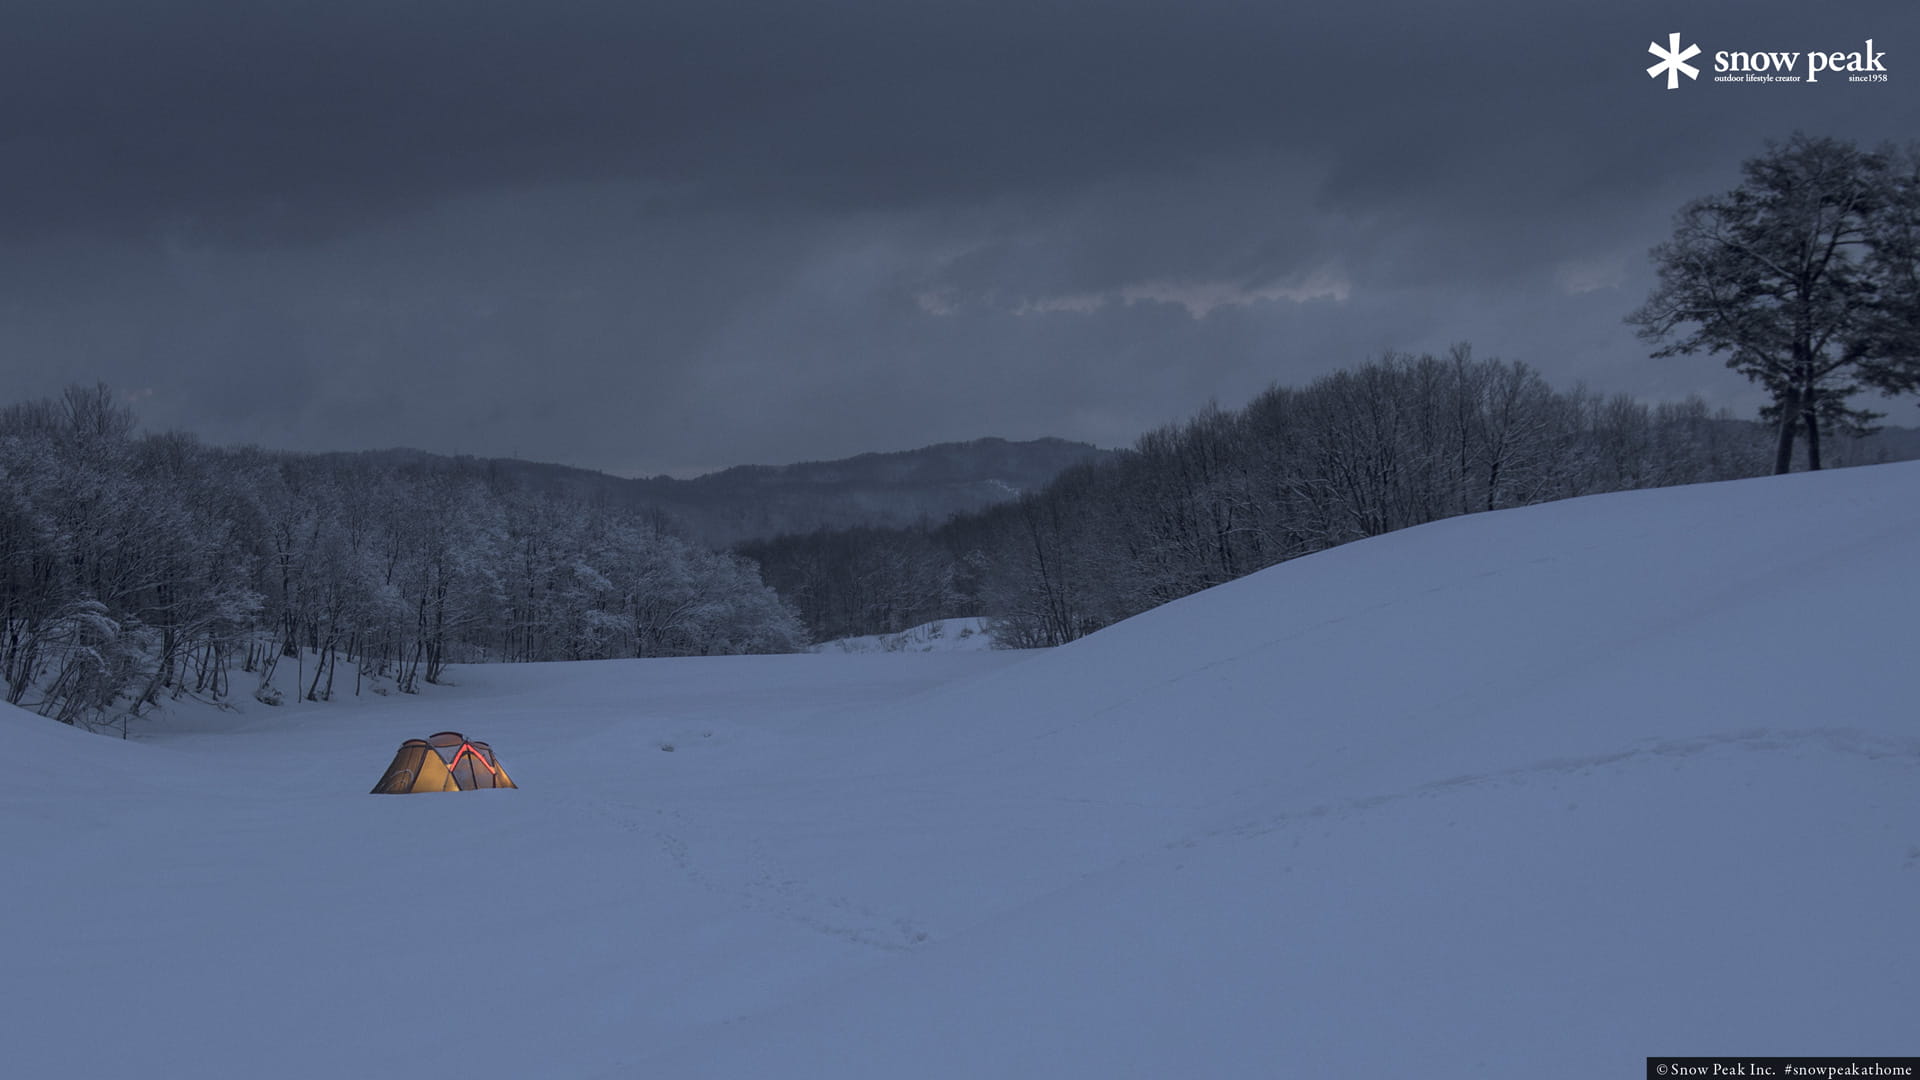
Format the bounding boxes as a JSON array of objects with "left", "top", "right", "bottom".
[
  {"left": 1645, "top": 33, "right": 1890, "bottom": 86},
  {"left": 1648, "top": 33, "right": 1701, "bottom": 89}
]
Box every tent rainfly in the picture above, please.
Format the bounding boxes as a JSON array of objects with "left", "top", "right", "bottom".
[{"left": 370, "top": 731, "right": 518, "bottom": 794}]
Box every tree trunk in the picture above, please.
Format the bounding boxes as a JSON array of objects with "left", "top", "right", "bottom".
[
  {"left": 306, "top": 645, "right": 329, "bottom": 702},
  {"left": 1772, "top": 389, "right": 1803, "bottom": 475},
  {"left": 1803, "top": 408, "right": 1822, "bottom": 471}
]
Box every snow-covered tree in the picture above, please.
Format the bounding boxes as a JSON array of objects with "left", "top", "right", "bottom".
[{"left": 0, "top": 386, "right": 809, "bottom": 727}]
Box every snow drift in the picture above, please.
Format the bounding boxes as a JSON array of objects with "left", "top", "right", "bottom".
[
  {"left": 811, "top": 617, "right": 998, "bottom": 654},
  {"left": 3, "top": 464, "right": 1916, "bottom": 1078}
]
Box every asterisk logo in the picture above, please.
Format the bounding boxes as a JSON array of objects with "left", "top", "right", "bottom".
[{"left": 1647, "top": 32, "right": 1701, "bottom": 89}]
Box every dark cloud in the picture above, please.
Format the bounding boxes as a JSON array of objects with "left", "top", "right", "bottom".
[{"left": 3, "top": 0, "right": 1914, "bottom": 474}]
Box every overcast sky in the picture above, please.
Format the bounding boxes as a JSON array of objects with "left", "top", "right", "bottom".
[{"left": 3, "top": 0, "right": 1914, "bottom": 476}]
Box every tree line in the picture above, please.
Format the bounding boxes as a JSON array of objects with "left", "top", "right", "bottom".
[
  {"left": 745, "top": 347, "right": 1897, "bottom": 647},
  {"left": 0, "top": 386, "right": 804, "bottom": 728}
]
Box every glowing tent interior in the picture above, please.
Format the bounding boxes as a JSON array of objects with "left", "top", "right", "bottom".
[{"left": 369, "top": 731, "right": 518, "bottom": 793}]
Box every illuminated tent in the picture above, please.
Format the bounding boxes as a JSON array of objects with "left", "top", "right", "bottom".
[{"left": 370, "top": 731, "right": 518, "bottom": 794}]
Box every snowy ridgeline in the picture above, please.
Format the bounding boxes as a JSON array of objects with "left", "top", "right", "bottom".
[
  {"left": 744, "top": 350, "right": 1920, "bottom": 652},
  {"left": 3, "top": 462, "right": 1918, "bottom": 1077},
  {"left": 810, "top": 617, "right": 1000, "bottom": 654}
]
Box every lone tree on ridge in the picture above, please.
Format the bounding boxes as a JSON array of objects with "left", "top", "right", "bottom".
[{"left": 1629, "top": 133, "right": 1920, "bottom": 473}]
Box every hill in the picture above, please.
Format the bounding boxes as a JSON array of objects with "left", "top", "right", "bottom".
[
  {"left": 348, "top": 436, "right": 1115, "bottom": 546},
  {"left": 3, "top": 462, "right": 1916, "bottom": 1077}
]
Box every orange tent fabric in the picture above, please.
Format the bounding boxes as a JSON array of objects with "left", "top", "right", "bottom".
[{"left": 370, "top": 731, "right": 518, "bottom": 793}]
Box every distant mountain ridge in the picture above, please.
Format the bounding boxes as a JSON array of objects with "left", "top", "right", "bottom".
[
  {"left": 339, "top": 437, "right": 1115, "bottom": 547},
  {"left": 334, "top": 421, "right": 1920, "bottom": 549}
]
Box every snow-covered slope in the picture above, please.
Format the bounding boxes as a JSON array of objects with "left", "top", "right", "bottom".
[{"left": 3, "top": 464, "right": 1916, "bottom": 1078}]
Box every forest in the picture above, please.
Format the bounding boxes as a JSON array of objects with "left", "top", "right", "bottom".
[
  {"left": 743, "top": 347, "right": 1902, "bottom": 647},
  {"left": 5, "top": 346, "right": 1908, "bottom": 731},
  {"left": 0, "top": 386, "right": 805, "bottom": 728}
]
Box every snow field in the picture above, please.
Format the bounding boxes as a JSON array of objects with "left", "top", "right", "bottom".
[{"left": 4, "top": 462, "right": 1917, "bottom": 1077}]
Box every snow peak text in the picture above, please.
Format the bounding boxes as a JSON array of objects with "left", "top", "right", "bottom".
[{"left": 1712, "top": 40, "right": 1887, "bottom": 82}]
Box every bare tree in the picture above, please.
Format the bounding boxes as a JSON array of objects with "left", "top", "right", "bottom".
[{"left": 1629, "top": 134, "right": 1920, "bottom": 473}]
